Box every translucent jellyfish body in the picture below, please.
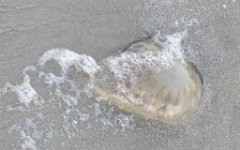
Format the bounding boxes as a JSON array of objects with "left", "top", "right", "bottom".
[{"left": 94, "top": 33, "right": 202, "bottom": 123}]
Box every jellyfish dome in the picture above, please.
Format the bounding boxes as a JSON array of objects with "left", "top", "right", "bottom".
[{"left": 93, "top": 33, "right": 202, "bottom": 123}]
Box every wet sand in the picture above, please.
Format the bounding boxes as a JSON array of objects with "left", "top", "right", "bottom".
[{"left": 1, "top": 0, "right": 240, "bottom": 149}]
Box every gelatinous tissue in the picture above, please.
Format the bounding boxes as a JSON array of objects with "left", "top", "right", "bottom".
[{"left": 94, "top": 32, "right": 202, "bottom": 123}]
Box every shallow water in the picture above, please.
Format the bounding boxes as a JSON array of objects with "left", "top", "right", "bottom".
[{"left": 0, "top": 32, "right": 202, "bottom": 149}]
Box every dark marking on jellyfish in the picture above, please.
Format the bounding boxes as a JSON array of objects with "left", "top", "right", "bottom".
[
  {"left": 137, "top": 73, "right": 142, "bottom": 78},
  {"left": 121, "top": 35, "right": 153, "bottom": 53},
  {"left": 158, "top": 105, "right": 167, "bottom": 113},
  {"left": 125, "top": 81, "right": 131, "bottom": 88},
  {"left": 153, "top": 43, "right": 163, "bottom": 50},
  {"left": 134, "top": 93, "right": 140, "bottom": 98},
  {"left": 188, "top": 62, "right": 203, "bottom": 85}
]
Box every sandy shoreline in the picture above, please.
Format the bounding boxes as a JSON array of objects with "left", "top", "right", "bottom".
[{"left": 1, "top": 0, "right": 240, "bottom": 149}]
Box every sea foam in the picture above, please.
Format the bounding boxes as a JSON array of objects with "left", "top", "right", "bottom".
[{"left": 0, "top": 32, "right": 201, "bottom": 149}]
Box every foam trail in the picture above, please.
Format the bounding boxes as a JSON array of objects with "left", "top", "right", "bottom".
[
  {"left": 37, "top": 49, "right": 99, "bottom": 76},
  {"left": 0, "top": 32, "right": 202, "bottom": 149}
]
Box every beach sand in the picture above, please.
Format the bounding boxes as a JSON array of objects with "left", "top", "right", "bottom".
[{"left": 1, "top": 0, "right": 240, "bottom": 149}]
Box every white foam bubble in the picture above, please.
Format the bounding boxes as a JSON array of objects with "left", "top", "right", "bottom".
[
  {"left": 19, "top": 119, "right": 42, "bottom": 150},
  {"left": 5, "top": 75, "right": 38, "bottom": 106},
  {"left": 20, "top": 130, "right": 37, "bottom": 150},
  {"left": 37, "top": 49, "right": 99, "bottom": 76}
]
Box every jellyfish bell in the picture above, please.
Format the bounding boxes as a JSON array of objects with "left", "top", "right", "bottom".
[
  {"left": 93, "top": 33, "right": 202, "bottom": 123},
  {"left": 124, "top": 61, "right": 202, "bottom": 122}
]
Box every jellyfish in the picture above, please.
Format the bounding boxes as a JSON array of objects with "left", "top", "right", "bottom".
[{"left": 93, "top": 33, "right": 202, "bottom": 123}]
